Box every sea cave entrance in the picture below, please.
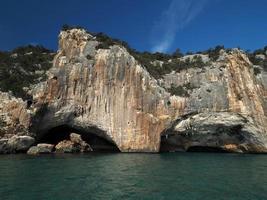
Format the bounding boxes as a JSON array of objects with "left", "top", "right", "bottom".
[
  {"left": 160, "top": 134, "right": 228, "bottom": 153},
  {"left": 186, "top": 146, "right": 227, "bottom": 153},
  {"left": 37, "top": 125, "right": 120, "bottom": 152}
]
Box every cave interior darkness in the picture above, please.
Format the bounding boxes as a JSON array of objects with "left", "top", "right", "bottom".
[
  {"left": 37, "top": 125, "right": 120, "bottom": 152},
  {"left": 38, "top": 126, "right": 229, "bottom": 153},
  {"left": 160, "top": 135, "right": 228, "bottom": 153}
]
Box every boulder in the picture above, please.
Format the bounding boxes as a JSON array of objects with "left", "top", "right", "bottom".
[
  {"left": 70, "top": 133, "right": 93, "bottom": 152},
  {"left": 70, "top": 133, "right": 83, "bottom": 144},
  {"left": 37, "top": 143, "right": 54, "bottom": 152},
  {"left": 0, "top": 139, "right": 11, "bottom": 154},
  {"left": 79, "top": 141, "right": 92, "bottom": 152},
  {"left": 55, "top": 140, "right": 78, "bottom": 153},
  {"left": 27, "top": 146, "right": 40, "bottom": 155},
  {"left": 7, "top": 135, "right": 35, "bottom": 152},
  {"left": 55, "top": 133, "right": 92, "bottom": 153},
  {"left": 27, "top": 143, "right": 54, "bottom": 155}
]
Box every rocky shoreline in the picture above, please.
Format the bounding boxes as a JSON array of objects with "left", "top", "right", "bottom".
[
  {"left": 0, "top": 133, "right": 93, "bottom": 155},
  {"left": 1, "top": 28, "right": 267, "bottom": 154}
]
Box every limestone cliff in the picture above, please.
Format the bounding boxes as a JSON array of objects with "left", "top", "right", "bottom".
[
  {"left": 30, "top": 29, "right": 178, "bottom": 152},
  {"left": 160, "top": 49, "right": 267, "bottom": 152},
  {"left": 0, "top": 92, "right": 31, "bottom": 138},
  {"left": 1, "top": 28, "right": 267, "bottom": 153}
]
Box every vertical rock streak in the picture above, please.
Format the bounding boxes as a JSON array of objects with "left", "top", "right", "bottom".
[{"left": 1, "top": 29, "right": 267, "bottom": 153}]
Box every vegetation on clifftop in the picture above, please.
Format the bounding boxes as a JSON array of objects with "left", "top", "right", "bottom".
[
  {"left": 167, "top": 83, "right": 198, "bottom": 97},
  {"left": 248, "top": 46, "right": 267, "bottom": 72},
  {"left": 61, "top": 25, "right": 243, "bottom": 79},
  {"left": 0, "top": 45, "right": 54, "bottom": 99},
  {"left": 0, "top": 25, "right": 266, "bottom": 99}
]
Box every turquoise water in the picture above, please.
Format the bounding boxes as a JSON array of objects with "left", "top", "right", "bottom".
[{"left": 0, "top": 153, "right": 267, "bottom": 200}]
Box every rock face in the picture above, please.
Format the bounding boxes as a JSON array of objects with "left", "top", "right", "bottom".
[
  {"left": 160, "top": 50, "right": 267, "bottom": 152},
  {"left": 161, "top": 112, "right": 267, "bottom": 153},
  {"left": 1, "top": 28, "right": 267, "bottom": 153},
  {"left": 0, "top": 92, "right": 31, "bottom": 138},
  {"left": 31, "top": 29, "right": 175, "bottom": 152}
]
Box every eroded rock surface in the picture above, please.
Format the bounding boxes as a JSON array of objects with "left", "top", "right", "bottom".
[
  {"left": 1, "top": 28, "right": 267, "bottom": 153},
  {"left": 0, "top": 92, "right": 31, "bottom": 138},
  {"left": 31, "top": 29, "right": 176, "bottom": 152},
  {"left": 161, "top": 112, "right": 267, "bottom": 153},
  {"left": 160, "top": 49, "right": 267, "bottom": 152}
]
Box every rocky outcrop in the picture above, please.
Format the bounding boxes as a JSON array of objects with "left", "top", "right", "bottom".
[
  {"left": 55, "top": 133, "right": 92, "bottom": 153},
  {"left": 55, "top": 140, "right": 76, "bottom": 153},
  {"left": 0, "top": 92, "right": 31, "bottom": 138},
  {"left": 160, "top": 50, "right": 267, "bottom": 152},
  {"left": 161, "top": 112, "right": 267, "bottom": 153},
  {"left": 30, "top": 29, "right": 176, "bottom": 152},
  {"left": 0, "top": 92, "right": 34, "bottom": 153},
  {"left": 0, "top": 135, "right": 35, "bottom": 153},
  {"left": 7, "top": 135, "right": 35, "bottom": 152},
  {"left": 1, "top": 28, "right": 267, "bottom": 153},
  {"left": 27, "top": 143, "right": 54, "bottom": 155}
]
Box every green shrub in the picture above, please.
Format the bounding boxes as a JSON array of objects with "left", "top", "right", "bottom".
[
  {"left": 86, "top": 55, "right": 93, "bottom": 60},
  {"left": 60, "top": 25, "right": 213, "bottom": 79},
  {"left": 203, "top": 45, "right": 224, "bottom": 61},
  {"left": 248, "top": 47, "right": 267, "bottom": 71},
  {"left": 0, "top": 45, "right": 54, "bottom": 99},
  {"left": 254, "top": 67, "right": 261, "bottom": 75},
  {"left": 168, "top": 85, "right": 189, "bottom": 97},
  {"left": 172, "top": 49, "right": 183, "bottom": 58},
  {"left": 61, "top": 24, "right": 85, "bottom": 31},
  {"left": 167, "top": 83, "right": 197, "bottom": 97}
]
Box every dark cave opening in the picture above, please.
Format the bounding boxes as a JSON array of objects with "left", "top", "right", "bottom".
[
  {"left": 38, "top": 125, "right": 120, "bottom": 152},
  {"left": 186, "top": 146, "right": 227, "bottom": 153},
  {"left": 160, "top": 135, "right": 229, "bottom": 153}
]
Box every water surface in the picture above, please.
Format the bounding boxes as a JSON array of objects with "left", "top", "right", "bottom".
[{"left": 0, "top": 153, "right": 267, "bottom": 200}]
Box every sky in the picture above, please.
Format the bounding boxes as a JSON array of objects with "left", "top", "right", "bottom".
[{"left": 0, "top": 0, "right": 267, "bottom": 53}]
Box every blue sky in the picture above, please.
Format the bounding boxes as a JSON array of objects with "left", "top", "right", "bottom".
[{"left": 0, "top": 0, "right": 267, "bottom": 53}]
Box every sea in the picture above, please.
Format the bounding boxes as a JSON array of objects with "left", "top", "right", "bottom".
[{"left": 0, "top": 153, "right": 267, "bottom": 200}]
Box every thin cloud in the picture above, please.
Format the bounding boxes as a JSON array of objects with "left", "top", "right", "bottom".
[{"left": 151, "top": 0, "right": 209, "bottom": 52}]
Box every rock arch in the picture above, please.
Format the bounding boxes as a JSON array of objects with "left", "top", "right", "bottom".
[
  {"left": 159, "top": 112, "right": 267, "bottom": 153},
  {"left": 30, "top": 29, "right": 176, "bottom": 152},
  {"left": 34, "top": 123, "right": 120, "bottom": 152}
]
